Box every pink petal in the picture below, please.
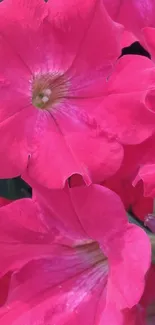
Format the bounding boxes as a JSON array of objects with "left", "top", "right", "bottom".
[
  {"left": 26, "top": 179, "right": 89, "bottom": 242},
  {"left": 0, "top": 199, "right": 59, "bottom": 276},
  {"left": 104, "top": 0, "right": 155, "bottom": 39},
  {"left": 107, "top": 224, "right": 151, "bottom": 309},
  {"left": 0, "top": 259, "right": 107, "bottom": 325},
  {"left": 25, "top": 112, "right": 123, "bottom": 188},
  {"left": 121, "top": 30, "right": 137, "bottom": 48},
  {"left": 0, "top": 0, "right": 48, "bottom": 28},
  {"left": 69, "top": 184, "right": 129, "bottom": 243},
  {"left": 0, "top": 0, "right": 123, "bottom": 77},
  {"left": 26, "top": 118, "right": 91, "bottom": 189},
  {"left": 143, "top": 27, "right": 155, "bottom": 61},
  {"left": 64, "top": 131, "right": 123, "bottom": 184},
  {"left": 0, "top": 34, "right": 31, "bottom": 123},
  {"left": 64, "top": 0, "right": 123, "bottom": 95},
  {"left": 97, "top": 55, "right": 155, "bottom": 144},
  {"left": 0, "top": 272, "right": 12, "bottom": 307},
  {"left": 135, "top": 164, "right": 155, "bottom": 197},
  {"left": 70, "top": 185, "right": 151, "bottom": 308},
  {"left": 0, "top": 115, "right": 29, "bottom": 178}
]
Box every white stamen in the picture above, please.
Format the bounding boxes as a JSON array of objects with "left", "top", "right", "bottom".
[
  {"left": 44, "top": 88, "right": 52, "bottom": 96},
  {"left": 42, "top": 96, "right": 49, "bottom": 103}
]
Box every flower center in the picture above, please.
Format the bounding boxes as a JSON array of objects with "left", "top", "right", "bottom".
[
  {"left": 33, "top": 88, "right": 52, "bottom": 109},
  {"left": 76, "top": 240, "right": 107, "bottom": 266},
  {"left": 32, "top": 73, "right": 68, "bottom": 110}
]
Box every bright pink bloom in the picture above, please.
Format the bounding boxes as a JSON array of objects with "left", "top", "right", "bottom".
[
  {"left": 0, "top": 0, "right": 125, "bottom": 188},
  {"left": 103, "top": 0, "right": 155, "bottom": 40},
  {"left": 0, "top": 184, "right": 151, "bottom": 324}
]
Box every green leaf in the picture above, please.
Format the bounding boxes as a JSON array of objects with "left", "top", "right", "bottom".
[{"left": 0, "top": 177, "right": 32, "bottom": 200}]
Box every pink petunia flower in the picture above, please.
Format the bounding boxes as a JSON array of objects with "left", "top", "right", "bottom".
[
  {"left": 0, "top": 184, "right": 151, "bottom": 324},
  {"left": 0, "top": 0, "right": 125, "bottom": 189}
]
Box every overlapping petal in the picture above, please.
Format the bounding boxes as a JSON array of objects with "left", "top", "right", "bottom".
[
  {"left": 143, "top": 27, "right": 155, "bottom": 62},
  {"left": 69, "top": 185, "right": 151, "bottom": 307},
  {"left": 96, "top": 55, "right": 155, "bottom": 144},
  {"left": 0, "top": 198, "right": 60, "bottom": 277},
  {"left": 103, "top": 0, "right": 155, "bottom": 40}
]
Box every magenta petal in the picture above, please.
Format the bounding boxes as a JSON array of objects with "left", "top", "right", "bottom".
[
  {"left": 69, "top": 184, "right": 128, "bottom": 243},
  {"left": 135, "top": 164, "right": 155, "bottom": 197},
  {"left": 29, "top": 181, "right": 89, "bottom": 242},
  {"left": 143, "top": 27, "right": 155, "bottom": 61},
  {"left": 65, "top": 0, "right": 123, "bottom": 78},
  {"left": 98, "top": 55, "right": 155, "bottom": 144},
  {"left": 107, "top": 224, "right": 151, "bottom": 309},
  {"left": 0, "top": 199, "right": 58, "bottom": 276},
  {"left": 0, "top": 273, "right": 12, "bottom": 307},
  {"left": 0, "top": 117, "right": 29, "bottom": 178},
  {"left": 70, "top": 185, "right": 151, "bottom": 308},
  {"left": 0, "top": 259, "right": 106, "bottom": 325},
  {"left": 0, "top": 0, "right": 123, "bottom": 77},
  {"left": 0, "top": 0, "right": 48, "bottom": 27},
  {"left": 26, "top": 112, "right": 123, "bottom": 188},
  {"left": 0, "top": 34, "right": 31, "bottom": 123},
  {"left": 26, "top": 115, "right": 91, "bottom": 189},
  {"left": 121, "top": 30, "right": 137, "bottom": 48},
  {"left": 104, "top": 0, "right": 155, "bottom": 39},
  {"left": 65, "top": 132, "right": 124, "bottom": 184}
]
